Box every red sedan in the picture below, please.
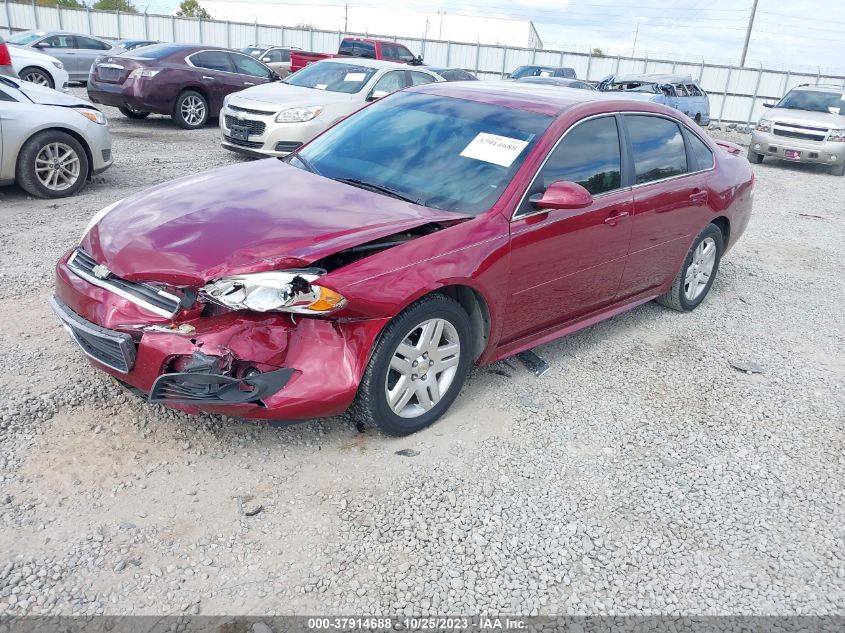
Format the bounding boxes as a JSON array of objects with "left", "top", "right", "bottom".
[{"left": 52, "top": 82, "right": 754, "bottom": 435}]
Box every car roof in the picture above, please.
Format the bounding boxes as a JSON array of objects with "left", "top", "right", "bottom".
[
  {"left": 792, "top": 84, "right": 844, "bottom": 94},
  {"left": 409, "top": 80, "right": 663, "bottom": 116},
  {"left": 612, "top": 73, "right": 696, "bottom": 84},
  {"left": 517, "top": 77, "right": 583, "bottom": 86}
]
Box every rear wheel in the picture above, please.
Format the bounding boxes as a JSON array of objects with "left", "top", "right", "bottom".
[
  {"left": 747, "top": 147, "right": 764, "bottom": 164},
  {"left": 350, "top": 295, "right": 473, "bottom": 436},
  {"left": 831, "top": 161, "right": 845, "bottom": 176},
  {"left": 173, "top": 90, "right": 208, "bottom": 129},
  {"left": 19, "top": 66, "right": 54, "bottom": 89},
  {"left": 16, "top": 130, "right": 89, "bottom": 199},
  {"left": 657, "top": 223, "right": 724, "bottom": 312},
  {"left": 119, "top": 105, "right": 150, "bottom": 119}
]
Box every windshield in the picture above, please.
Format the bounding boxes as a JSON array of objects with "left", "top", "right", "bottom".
[
  {"left": 776, "top": 90, "right": 845, "bottom": 114},
  {"left": 293, "top": 91, "right": 552, "bottom": 215},
  {"left": 242, "top": 47, "right": 266, "bottom": 57},
  {"left": 285, "top": 62, "right": 378, "bottom": 93},
  {"left": 510, "top": 66, "right": 553, "bottom": 79},
  {"left": 8, "top": 32, "right": 45, "bottom": 46}
]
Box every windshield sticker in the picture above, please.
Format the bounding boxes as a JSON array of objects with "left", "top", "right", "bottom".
[
  {"left": 830, "top": 106, "right": 841, "bottom": 115},
  {"left": 344, "top": 72, "right": 367, "bottom": 82},
  {"left": 460, "top": 133, "right": 530, "bottom": 168},
  {"left": 314, "top": 83, "right": 328, "bottom": 90},
  {"left": 540, "top": 71, "right": 551, "bottom": 77}
]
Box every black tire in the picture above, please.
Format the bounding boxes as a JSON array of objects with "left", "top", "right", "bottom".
[
  {"left": 16, "top": 130, "right": 89, "bottom": 199},
  {"left": 831, "top": 161, "right": 845, "bottom": 176},
  {"left": 694, "top": 113, "right": 702, "bottom": 126},
  {"left": 747, "top": 147, "right": 764, "bottom": 164},
  {"left": 350, "top": 294, "right": 473, "bottom": 436},
  {"left": 172, "top": 90, "right": 208, "bottom": 129},
  {"left": 118, "top": 105, "right": 150, "bottom": 119},
  {"left": 657, "top": 223, "right": 724, "bottom": 312},
  {"left": 19, "top": 66, "right": 54, "bottom": 89}
]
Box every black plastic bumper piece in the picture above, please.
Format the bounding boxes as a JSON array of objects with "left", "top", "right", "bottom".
[{"left": 149, "top": 367, "right": 295, "bottom": 405}]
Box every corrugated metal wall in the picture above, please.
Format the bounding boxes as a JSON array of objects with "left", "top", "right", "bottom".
[{"left": 3, "top": 0, "right": 844, "bottom": 124}]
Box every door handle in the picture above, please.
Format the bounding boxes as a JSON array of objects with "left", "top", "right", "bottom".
[
  {"left": 202, "top": 75, "right": 214, "bottom": 81},
  {"left": 689, "top": 190, "right": 708, "bottom": 204},
  {"left": 244, "top": 81, "right": 255, "bottom": 86},
  {"left": 603, "top": 210, "right": 630, "bottom": 226}
]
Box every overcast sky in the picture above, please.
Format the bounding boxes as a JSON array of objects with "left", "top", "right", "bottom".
[{"left": 154, "top": 0, "right": 845, "bottom": 75}]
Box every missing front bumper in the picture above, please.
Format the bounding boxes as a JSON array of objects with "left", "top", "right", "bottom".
[{"left": 149, "top": 367, "right": 295, "bottom": 406}]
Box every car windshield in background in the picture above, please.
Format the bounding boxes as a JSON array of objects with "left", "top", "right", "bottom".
[
  {"left": 284, "top": 62, "right": 378, "bottom": 93},
  {"left": 128, "top": 44, "right": 187, "bottom": 59},
  {"left": 7, "top": 32, "right": 44, "bottom": 45},
  {"left": 510, "top": 66, "right": 552, "bottom": 79},
  {"left": 777, "top": 90, "right": 845, "bottom": 114},
  {"left": 293, "top": 91, "right": 552, "bottom": 215}
]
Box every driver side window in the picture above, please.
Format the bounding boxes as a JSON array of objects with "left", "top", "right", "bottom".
[
  {"left": 371, "top": 70, "right": 407, "bottom": 96},
  {"left": 231, "top": 52, "right": 272, "bottom": 78}
]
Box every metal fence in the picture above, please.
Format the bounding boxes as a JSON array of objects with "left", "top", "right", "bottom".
[{"left": 3, "top": 0, "right": 845, "bottom": 124}]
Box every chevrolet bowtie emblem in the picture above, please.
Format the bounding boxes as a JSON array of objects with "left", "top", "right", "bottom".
[{"left": 92, "top": 264, "right": 111, "bottom": 280}]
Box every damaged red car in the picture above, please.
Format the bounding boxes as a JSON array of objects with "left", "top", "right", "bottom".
[{"left": 52, "top": 82, "right": 754, "bottom": 435}]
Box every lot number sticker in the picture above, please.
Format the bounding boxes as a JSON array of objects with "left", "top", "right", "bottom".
[
  {"left": 460, "top": 133, "right": 529, "bottom": 168},
  {"left": 315, "top": 83, "right": 328, "bottom": 90},
  {"left": 344, "top": 72, "right": 367, "bottom": 82}
]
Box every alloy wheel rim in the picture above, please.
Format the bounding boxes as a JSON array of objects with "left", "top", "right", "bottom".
[
  {"left": 23, "top": 71, "right": 49, "bottom": 86},
  {"left": 35, "top": 142, "right": 80, "bottom": 191},
  {"left": 181, "top": 96, "right": 206, "bottom": 126},
  {"left": 684, "top": 237, "right": 717, "bottom": 301},
  {"left": 385, "top": 318, "right": 461, "bottom": 418}
]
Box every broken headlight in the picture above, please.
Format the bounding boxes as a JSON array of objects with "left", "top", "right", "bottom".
[{"left": 201, "top": 270, "right": 346, "bottom": 314}]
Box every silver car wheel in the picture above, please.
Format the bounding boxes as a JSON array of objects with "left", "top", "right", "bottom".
[
  {"left": 684, "top": 237, "right": 717, "bottom": 301},
  {"left": 34, "top": 142, "right": 81, "bottom": 192},
  {"left": 180, "top": 95, "right": 206, "bottom": 126},
  {"left": 385, "top": 317, "right": 461, "bottom": 418},
  {"left": 22, "top": 69, "right": 50, "bottom": 86}
]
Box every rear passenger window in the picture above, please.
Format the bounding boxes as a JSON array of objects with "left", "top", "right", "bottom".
[
  {"left": 625, "top": 115, "right": 687, "bottom": 184},
  {"left": 686, "top": 84, "right": 702, "bottom": 97},
  {"left": 686, "top": 131, "right": 714, "bottom": 171},
  {"left": 675, "top": 84, "right": 689, "bottom": 97},
  {"left": 76, "top": 36, "right": 110, "bottom": 50},
  {"left": 540, "top": 116, "right": 622, "bottom": 196},
  {"left": 191, "top": 51, "right": 232, "bottom": 72},
  {"left": 409, "top": 71, "right": 435, "bottom": 86}
]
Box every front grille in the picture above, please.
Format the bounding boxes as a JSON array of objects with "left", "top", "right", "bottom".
[
  {"left": 773, "top": 124, "right": 828, "bottom": 142},
  {"left": 224, "top": 135, "right": 264, "bottom": 149},
  {"left": 228, "top": 103, "right": 276, "bottom": 116},
  {"left": 224, "top": 115, "right": 266, "bottom": 136},
  {"left": 68, "top": 249, "right": 181, "bottom": 318},
  {"left": 50, "top": 296, "right": 136, "bottom": 373}
]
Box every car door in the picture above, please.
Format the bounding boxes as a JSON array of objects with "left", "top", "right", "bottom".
[
  {"left": 229, "top": 51, "right": 275, "bottom": 90},
  {"left": 187, "top": 50, "right": 239, "bottom": 113},
  {"left": 33, "top": 34, "right": 76, "bottom": 79},
  {"left": 502, "top": 115, "right": 634, "bottom": 342},
  {"left": 616, "top": 114, "right": 710, "bottom": 299},
  {"left": 73, "top": 35, "right": 113, "bottom": 80},
  {"left": 686, "top": 84, "right": 709, "bottom": 124}
]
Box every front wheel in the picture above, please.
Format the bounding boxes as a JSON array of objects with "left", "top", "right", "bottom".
[
  {"left": 19, "top": 66, "right": 54, "bottom": 89},
  {"left": 747, "top": 147, "right": 764, "bottom": 164},
  {"left": 657, "top": 223, "right": 724, "bottom": 312},
  {"left": 173, "top": 90, "right": 208, "bottom": 129},
  {"left": 16, "top": 130, "right": 89, "bottom": 198},
  {"left": 350, "top": 295, "right": 473, "bottom": 436}
]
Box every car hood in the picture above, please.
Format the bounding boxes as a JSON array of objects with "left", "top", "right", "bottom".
[
  {"left": 82, "top": 160, "right": 467, "bottom": 286},
  {"left": 765, "top": 107, "right": 845, "bottom": 128},
  {"left": 229, "top": 82, "right": 356, "bottom": 110},
  {"left": 15, "top": 80, "right": 93, "bottom": 106}
]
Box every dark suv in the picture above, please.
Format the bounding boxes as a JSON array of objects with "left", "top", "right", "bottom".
[{"left": 86, "top": 43, "right": 279, "bottom": 129}]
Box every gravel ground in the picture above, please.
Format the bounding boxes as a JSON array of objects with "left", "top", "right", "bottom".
[{"left": 0, "top": 88, "right": 843, "bottom": 617}]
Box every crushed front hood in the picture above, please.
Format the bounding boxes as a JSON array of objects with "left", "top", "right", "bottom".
[{"left": 82, "top": 160, "right": 467, "bottom": 286}]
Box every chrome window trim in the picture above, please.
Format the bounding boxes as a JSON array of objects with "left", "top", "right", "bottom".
[
  {"left": 511, "top": 113, "right": 626, "bottom": 221},
  {"left": 67, "top": 250, "right": 180, "bottom": 319},
  {"left": 185, "top": 50, "right": 273, "bottom": 78}
]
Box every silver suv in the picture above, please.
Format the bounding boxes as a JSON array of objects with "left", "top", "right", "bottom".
[{"left": 749, "top": 84, "right": 845, "bottom": 176}]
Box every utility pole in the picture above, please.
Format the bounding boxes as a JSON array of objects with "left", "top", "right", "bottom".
[
  {"left": 632, "top": 22, "right": 639, "bottom": 56},
  {"left": 437, "top": 10, "right": 445, "bottom": 39},
  {"left": 740, "top": 0, "right": 759, "bottom": 67},
  {"left": 344, "top": 4, "right": 348, "bottom": 32}
]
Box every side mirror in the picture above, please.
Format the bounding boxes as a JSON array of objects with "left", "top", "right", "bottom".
[
  {"left": 367, "top": 89, "right": 389, "bottom": 101},
  {"left": 529, "top": 181, "right": 593, "bottom": 210},
  {"left": 261, "top": 57, "right": 271, "bottom": 63},
  {"left": 33, "top": 42, "right": 46, "bottom": 49},
  {"left": 270, "top": 71, "right": 281, "bottom": 81},
  {"left": 763, "top": 102, "right": 775, "bottom": 108},
  {"left": 416, "top": 55, "right": 424, "bottom": 64}
]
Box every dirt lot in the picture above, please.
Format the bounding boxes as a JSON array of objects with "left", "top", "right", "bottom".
[{"left": 1, "top": 89, "right": 844, "bottom": 616}]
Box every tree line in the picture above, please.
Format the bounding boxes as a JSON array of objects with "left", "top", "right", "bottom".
[{"left": 22, "top": 0, "right": 211, "bottom": 18}]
